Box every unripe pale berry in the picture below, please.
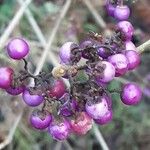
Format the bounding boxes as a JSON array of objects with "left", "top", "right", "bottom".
[
  {"left": 0, "top": 67, "right": 13, "bottom": 89},
  {"left": 7, "top": 38, "right": 29, "bottom": 60},
  {"left": 121, "top": 83, "right": 142, "bottom": 105},
  {"left": 69, "top": 112, "right": 93, "bottom": 135}
]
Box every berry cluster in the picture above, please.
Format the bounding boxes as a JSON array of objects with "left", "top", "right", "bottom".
[{"left": 0, "top": 0, "right": 142, "bottom": 141}]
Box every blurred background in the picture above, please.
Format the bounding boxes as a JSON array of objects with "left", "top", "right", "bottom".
[{"left": 0, "top": 0, "right": 150, "bottom": 150}]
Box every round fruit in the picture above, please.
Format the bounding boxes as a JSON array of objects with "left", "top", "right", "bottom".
[
  {"left": 125, "top": 50, "right": 140, "bottom": 70},
  {"left": 121, "top": 83, "right": 142, "bottom": 105},
  {"left": 22, "top": 89, "right": 44, "bottom": 107},
  {"left": 94, "top": 110, "right": 113, "bottom": 125},
  {"left": 48, "top": 119, "right": 70, "bottom": 141},
  {"left": 69, "top": 112, "right": 93, "bottom": 135},
  {"left": 105, "top": 3, "right": 116, "bottom": 17},
  {"left": 117, "top": 21, "right": 134, "bottom": 41},
  {"left": 0, "top": 67, "right": 13, "bottom": 89},
  {"left": 59, "top": 42, "right": 79, "bottom": 64},
  {"left": 48, "top": 79, "right": 65, "bottom": 99},
  {"left": 7, "top": 38, "right": 29, "bottom": 60},
  {"left": 125, "top": 41, "right": 136, "bottom": 51},
  {"left": 30, "top": 110, "right": 52, "bottom": 130},
  {"left": 108, "top": 53, "right": 129, "bottom": 76},
  {"left": 85, "top": 94, "right": 112, "bottom": 120},
  {"left": 95, "top": 61, "right": 115, "bottom": 83},
  {"left": 114, "top": 5, "right": 130, "bottom": 21}
]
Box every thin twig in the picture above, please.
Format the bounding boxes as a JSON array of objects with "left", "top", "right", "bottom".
[
  {"left": 92, "top": 124, "right": 109, "bottom": 150},
  {"left": 137, "top": 39, "right": 150, "bottom": 53},
  {"left": 0, "top": 0, "right": 32, "bottom": 50},
  {"left": 63, "top": 141, "right": 73, "bottom": 150}
]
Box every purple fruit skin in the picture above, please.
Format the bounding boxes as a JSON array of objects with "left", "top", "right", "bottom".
[
  {"left": 85, "top": 95, "right": 112, "bottom": 120},
  {"left": 95, "top": 61, "right": 115, "bottom": 83},
  {"left": 6, "top": 85, "right": 25, "bottom": 95},
  {"left": 0, "top": 67, "right": 13, "bottom": 89},
  {"left": 125, "top": 41, "right": 136, "bottom": 51},
  {"left": 22, "top": 89, "right": 44, "bottom": 107},
  {"left": 105, "top": 3, "right": 116, "bottom": 17},
  {"left": 108, "top": 53, "right": 129, "bottom": 77},
  {"left": 114, "top": 5, "right": 130, "bottom": 21},
  {"left": 49, "top": 79, "right": 65, "bottom": 99},
  {"left": 7, "top": 38, "right": 29, "bottom": 60},
  {"left": 121, "top": 83, "right": 142, "bottom": 105},
  {"left": 94, "top": 110, "right": 113, "bottom": 125},
  {"left": 48, "top": 120, "right": 70, "bottom": 141},
  {"left": 30, "top": 110, "right": 52, "bottom": 130},
  {"left": 125, "top": 50, "right": 140, "bottom": 70},
  {"left": 59, "top": 42, "right": 78, "bottom": 64},
  {"left": 97, "top": 47, "right": 111, "bottom": 59},
  {"left": 117, "top": 21, "right": 134, "bottom": 41}
]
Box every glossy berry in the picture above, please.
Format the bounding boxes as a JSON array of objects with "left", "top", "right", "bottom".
[
  {"left": 125, "top": 41, "right": 136, "bottom": 51},
  {"left": 117, "top": 21, "right": 134, "bottom": 41},
  {"left": 30, "top": 110, "right": 52, "bottom": 130},
  {"left": 48, "top": 119, "right": 70, "bottom": 141},
  {"left": 94, "top": 110, "right": 113, "bottom": 125},
  {"left": 48, "top": 79, "right": 65, "bottom": 99},
  {"left": 59, "top": 42, "right": 79, "bottom": 64},
  {"left": 85, "top": 94, "right": 112, "bottom": 120},
  {"left": 114, "top": 5, "right": 130, "bottom": 21},
  {"left": 7, "top": 38, "right": 29, "bottom": 60},
  {"left": 69, "top": 112, "right": 93, "bottom": 135},
  {"left": 95, "top": 61, "right": 115, "bottom": 83},
  {"left": 22, "top": 89, "right": 44, "bottom": 107},
  {"left": 0, "top": 67, "right": 13, "bottom": 89},
  {"left": 108, "top": 53, "right": 129, "bottom": 76},
  {"left": 121, "top": 83, "right": 142, "bottom": 105},
  {"left": 125, "top": 50, "right": 140, "bottom": 70},
  {"left": 6, "top": 85, "right": 25, "bottom": 95}
]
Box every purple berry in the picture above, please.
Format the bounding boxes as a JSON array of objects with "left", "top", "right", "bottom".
[
  {"left": 7, "top": 38, "right": 29, "bottom": 60},
  {"left": 94, "top": 110, "right": 113, "bottom": 125},
  {"left": 59, "top": 42, "right": 80, "bottom": 64},
  {"left": 48, "top": 79, "right": 65, "bottom": 99},
  {"left": 0, "top": 67, "right": 13, "bottom": 89},
  {"left": 117, "top": 21, "right": 134, "bottom": 41},
  {"left": 95, "top": 61, "right": 115, "bottom": 83},
  {"left": 125, "top": 41, "right": 136, "bottom": 51},
  {"left": 105, "top": 3, "right": 116, "bottom": 17},
  {"left": 114, "top": 5, "right": 130, "bottom": 21},
  {"left": 85, "top": 94, "right": 112, "bottom": 120},
  {"left": 48, "top": 119, "right": 70, "bottom": 141},
  {"left": 121, "top": 83, "right": 142, "bottom": 105},
  {"left": 6, "top": 85, "right": 25, "bottom": 95},
  {"left": 97, "top": 47, "right": 111, "bottom": 59},
  {"left": 30, "top": 110, "right": 52, "bottom": 130},
  {"left": 125, "top": 50, "right": 140, "bottom": 70},
  {"left": 108, "top": 53, "right": 129, "bottom": 76},
  {"left": 22, "top": 89, "right": 44, "bottom": 107}
]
